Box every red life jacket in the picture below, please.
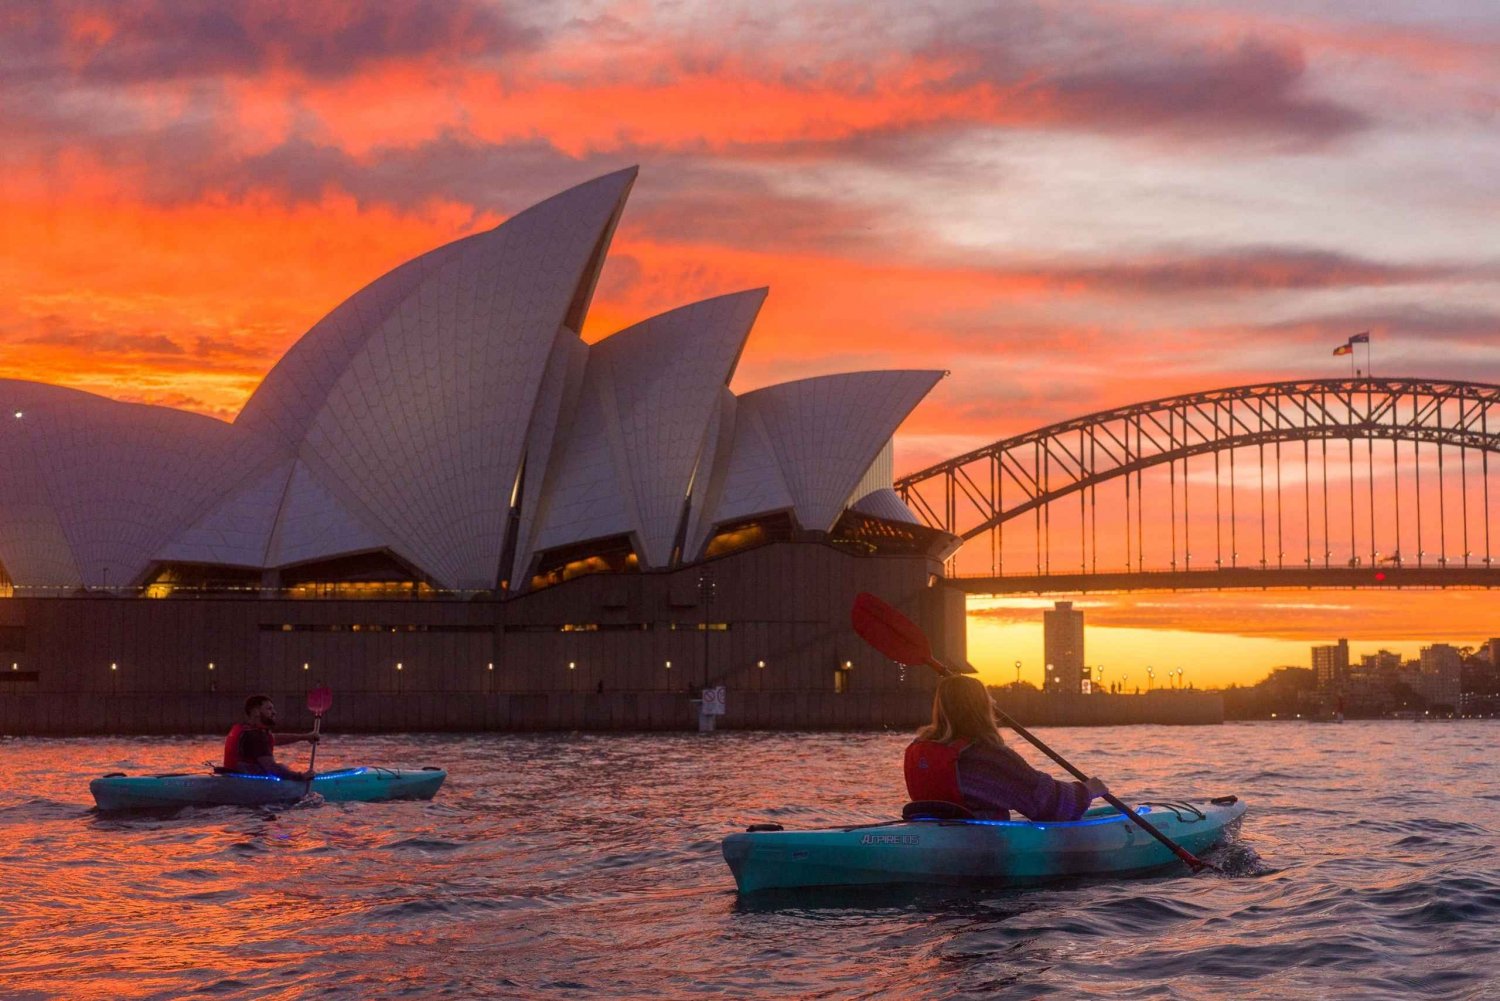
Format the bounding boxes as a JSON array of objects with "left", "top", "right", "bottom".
[
  {"left": 904, "top": 738, "right": 969, "bottom": 805},
  {"left": 223, "top": 723, "right": 273, "bottom": 772}
]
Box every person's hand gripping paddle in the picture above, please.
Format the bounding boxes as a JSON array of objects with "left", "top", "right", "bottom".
[
  {"left": 305, "top": 685, "right": 332, "bottom": 795},
  {"left": 850, "top": 592, "right": 1212, "bottom": 874}
]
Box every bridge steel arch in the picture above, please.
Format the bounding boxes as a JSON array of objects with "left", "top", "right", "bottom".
[{"left": 895, "top": 378, "right": 1500, "bottom": 571}]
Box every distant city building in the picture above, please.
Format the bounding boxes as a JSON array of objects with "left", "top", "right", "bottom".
[
  {"left": 1043, "top": 601, "right": 1086, "bottom": 694},
  {"left": 1418, "top": 644, "right": 1463, "bottom": 710},
  {"left": 1486, "top": 638, "right": 1500, "bottom": 666},
  {"left": 1357, "top": 649, "right": 1403, "bottom": 677},
  {"left": 1312, "top": 639, "right": 1350, "bottom": 691}
]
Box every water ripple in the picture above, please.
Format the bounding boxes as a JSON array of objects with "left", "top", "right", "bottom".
[{"left": 1, "top": 722, "right": 1496, "bottom": 1000}]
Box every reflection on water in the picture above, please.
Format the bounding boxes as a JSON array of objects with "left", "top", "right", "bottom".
[{"left": 2, "top": 722, "right": 1497, "bottom": 999}]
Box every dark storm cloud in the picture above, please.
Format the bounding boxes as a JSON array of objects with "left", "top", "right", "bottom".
[
  {"left": 72, "top": 127, "right": 897, "bottom": 257},
  {"left": 1258, "top": 305, "right": 1500, "bottom": 349},
  {"left": 19, "top": 320, "right": 185, "bottom": 358},
  {"left": 1042, "top": 37, "right": 1369, "bottom": 145},
  {"left": 618, "top": 174, "right": 897, "bottom": 254},
  {"left": 1046, "top": 247, "right": 1465, "bottom": 294},
  {"left": 0, "top": 0, "right": 537, "bottom": 85},
  {"left": 225, "top": 135, "right": 619, "bottom": 213}
]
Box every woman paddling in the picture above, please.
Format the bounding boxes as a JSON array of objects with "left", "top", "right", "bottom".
[{"left": 905, "top": 675, "right": 1109, "bottom": 821}]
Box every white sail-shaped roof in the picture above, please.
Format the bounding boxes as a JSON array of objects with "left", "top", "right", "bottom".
[
  {"left": 680, "top": 387, "right": 740, "bottom": 563},
  {"left": 264, "top": 459, "right": 391, "bottom": 568},
  {"left": 852, "top": 487, "right": 922, "bottom": 524},
  {"left": 156, "top": 457, "right": 295, "bottom": 568},
  {"left": 292, "top": 169, "right": 634, "bottom": 588},
  {"left": 153, "top": 169, "right": 637, "bottom": 588},
  {"left": 522, "top": 289, "right": 764, "bottom": 570},
  {"left": 0, "top": 380, "right": 276, "bottom": 588},
  {"left": 1, "top": 170, "right": 944, "bottom": 596},
  {"left": 698, "top": 370, "right": 944, "bottom": 539},
  {"left": 500, "top": 329, "right": 591, "bottom": 588},
  {"left": 235, "top": 236, "right": 481, "bottom": 450}
]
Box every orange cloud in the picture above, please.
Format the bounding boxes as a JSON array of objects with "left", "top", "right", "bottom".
[{"left": 0, "top": 160, "right": 496, "bottom": 415}]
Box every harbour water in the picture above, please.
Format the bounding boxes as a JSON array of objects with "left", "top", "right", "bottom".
[{"left": 2, "top": 722, "right": 1497, "bottom": 999}]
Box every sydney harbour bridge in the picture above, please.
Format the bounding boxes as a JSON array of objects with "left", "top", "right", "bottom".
[{"left": 896, "top": 377, "right": 1500, "bottom": 594}]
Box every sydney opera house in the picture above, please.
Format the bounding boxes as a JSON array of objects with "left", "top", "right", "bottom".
[{"left": 0, "top": 169, "right": 967, "bottom": 733}]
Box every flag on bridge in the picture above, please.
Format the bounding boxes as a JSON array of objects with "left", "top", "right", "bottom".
[
  {"left": 1348, "top": 331, "right": 1370, "bottom": 344},
  {"left": 1333, "top": 342, "right": 1353, "bottom": 356}
]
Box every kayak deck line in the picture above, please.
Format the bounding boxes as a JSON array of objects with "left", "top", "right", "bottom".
[{"left": 767, "top": 800, "right": 1210, "bottom": 836}]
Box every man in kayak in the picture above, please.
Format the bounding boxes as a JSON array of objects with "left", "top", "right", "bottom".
[
  {"left": 223, "top": 694, "right": 321, "bottom": 781},
  {"left": 905, "top": 675, "right": 1108, "bottom": 821}
]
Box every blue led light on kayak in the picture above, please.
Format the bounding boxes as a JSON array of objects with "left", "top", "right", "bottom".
[{"left": 921, "top": 806, "right": 1150, "bottom": 828}]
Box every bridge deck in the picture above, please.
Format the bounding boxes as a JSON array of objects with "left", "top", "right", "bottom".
[{"left": 952, "top": 566, "right": 1500, "bottom": 594}]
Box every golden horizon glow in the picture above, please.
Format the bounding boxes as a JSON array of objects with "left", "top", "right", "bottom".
[{"left": 968, "top": 592, "right": 1497, "bottom": 689}]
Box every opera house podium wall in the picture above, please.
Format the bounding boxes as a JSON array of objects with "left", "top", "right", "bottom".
[{"left": 0, "top": 543, "right": 966, "bottom": 735}]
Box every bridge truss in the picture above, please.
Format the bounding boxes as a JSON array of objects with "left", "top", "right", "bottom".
[{"left": 895, "top": 378, "right": 1500, "bottom": 591}]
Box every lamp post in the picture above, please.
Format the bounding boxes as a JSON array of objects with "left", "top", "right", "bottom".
[
  {"left": 1014, "top": 659, "right": 1022, "bottom": 687},
  {"left": 1147, "top": 666, "right": 1154, "bottom": 691},
  {"left": 698, "top": 566, "right": 715, "bottom": 691}
]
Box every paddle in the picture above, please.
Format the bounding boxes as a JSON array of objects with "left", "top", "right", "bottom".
[
  {"left": 851, "top": 592, "right": 1211, "bottom": 874},
  {"left": 305, "top": 685, "right": 332, "bottom": 791}
]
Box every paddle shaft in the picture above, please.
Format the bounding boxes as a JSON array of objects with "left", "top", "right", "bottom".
[
  {"left": 306, "top": 714, "right": 323, "bottom": 777},
  {"left": 918, "top": 652, "right": 1207, "bottom": 873}
]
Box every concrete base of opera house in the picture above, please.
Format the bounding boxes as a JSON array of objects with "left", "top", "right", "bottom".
[
  {"left": 0, "top": 691, "right": 938, "bottom": 735},
  {"left": 0, "top": 543, "right": 964, "bottom": 735}
]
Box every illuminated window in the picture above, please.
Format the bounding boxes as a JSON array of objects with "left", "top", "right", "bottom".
[
  {"left": 281, "top": 551, "right": 434, "bottom": 599},
  {"left": 703, "top": 513, "right": 795, "bottom": 559},
  {"left": 530, "top": 535, "right": 640, "bottom": 591},
  {"left": 142, "top": 563, "right": 261, "bottom": 597}
]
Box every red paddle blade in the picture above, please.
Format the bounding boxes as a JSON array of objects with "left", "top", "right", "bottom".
[
  {"left": 851, "top": 592, "right": 933, "bottom": 666},
  {"left": 306, "top": 685, "right": 333, "bottom": 715}
]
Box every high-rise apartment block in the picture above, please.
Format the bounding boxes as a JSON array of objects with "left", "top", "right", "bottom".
[
  {"left": 1418, "top": 644, "right": 1463, "bottom": 710},
  {"left": 1043, "top": 601, "right": 1087, "bottom": 694},
  {"left": 1312, "top": 639, "right": 1350, "bottom": 691}
]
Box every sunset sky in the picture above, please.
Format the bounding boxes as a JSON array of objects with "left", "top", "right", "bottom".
[{"left": 2, "top": 1, "right": 1498, "bottom": 687}]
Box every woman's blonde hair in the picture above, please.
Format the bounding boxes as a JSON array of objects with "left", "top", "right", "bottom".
[{"left": 915, "top": 675, "right": 1005, "bottom": 746}]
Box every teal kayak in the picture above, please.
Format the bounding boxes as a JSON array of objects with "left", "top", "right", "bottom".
[
  {"left": 90, "top": 766, "right": 446, "bottom": 812},
  {"left": 723, "top": 797, "right": 1245, "bottom": 893}
]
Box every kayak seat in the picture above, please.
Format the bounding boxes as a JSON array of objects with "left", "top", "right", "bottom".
[{"left": 902, "top": 800, "right": 976, "bottom": 821}]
